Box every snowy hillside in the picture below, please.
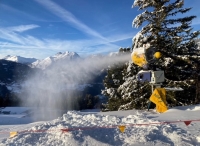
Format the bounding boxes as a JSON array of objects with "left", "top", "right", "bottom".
[
  {"left": 0, "top": 59, "right": 36, "bottom": 95},
  {"left": 2, "top": 55, "right": 37, "bottom": 64},
  {"left": 0, "top": 105, "right": 200, "bottom": 145},
  {"left": 30, "top": 51, "right": 80, "bottom": 69}
]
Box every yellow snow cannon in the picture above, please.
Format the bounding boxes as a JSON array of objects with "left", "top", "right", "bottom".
[
  {"left": 131, "top": 47, "right": 148, "bottom": 68},
  {"left": 131, "top": 45, "right": 161, "bottom": 69}
]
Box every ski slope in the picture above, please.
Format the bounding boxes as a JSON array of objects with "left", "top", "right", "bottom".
[{"left": 0, "top": 105, "right": 200, "bottom": 146}]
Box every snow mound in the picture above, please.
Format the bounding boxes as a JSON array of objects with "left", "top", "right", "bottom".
[{"left": 2, "top": 111, "right": 198, "bottom": 146}]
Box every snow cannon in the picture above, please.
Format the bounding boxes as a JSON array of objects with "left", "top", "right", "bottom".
[
  {"left": 136, "top": 70, "right": 167, "bottom": 113},
  {"left": 137, "top": 70, "right": 165, "bottom": 83},
  {"left": 131, "top": 45, "right": 161, "bottom": 69}
]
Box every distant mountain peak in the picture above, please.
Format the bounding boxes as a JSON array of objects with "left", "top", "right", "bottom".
[
  {"left": 56, "top": 52, "right": 62, "bottom": 55},
  {"left": 2, "top": 55, "right": 38, "bottom": 64},
  {"left": 31, "top": 51, "right": 80, "bottom": 69}
]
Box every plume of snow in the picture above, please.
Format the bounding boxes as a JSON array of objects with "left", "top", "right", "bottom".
[{"left": 20, "top": 51, "right": 131, "bottom": 119}]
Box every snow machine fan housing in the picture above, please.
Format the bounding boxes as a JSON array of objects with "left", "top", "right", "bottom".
[{"left": 131, "top": 44, "right": 161, "bottom": 69}]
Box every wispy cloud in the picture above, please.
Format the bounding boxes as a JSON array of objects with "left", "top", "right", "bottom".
[
  {"left": 31, "top": 0, "right": 134, "bottom": 57},
  {"left": 107, "top": 33, "right": 134, "bottom": 43},
  {"left": 0, "top": 3, "right": 63, "bottom": 23},
  {"left": 7, "top": 24, "right": 40, "bottom": 33},
  {"left": 0, "top": 0, "right": 135, "bottom": 59},
  {"left": 34, "top": 0, "right": 108, "bottom": 41},
  {"left": 0, "top": 27, "right": 133, "bottom": 59},
  {"left": 0, "top": 24, "right": 40, "bottom": 45}
]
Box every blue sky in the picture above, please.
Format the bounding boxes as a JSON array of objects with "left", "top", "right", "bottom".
[{"left": 0, "top": 0, "right": 200, "bottom": 59}]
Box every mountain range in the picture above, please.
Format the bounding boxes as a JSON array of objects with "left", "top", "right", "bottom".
[
  {"left": 2, "top": 51, "right": 80, "bottom": 70},
  {"left": 2, "top": 55, "right": 37, "bottom": 65},
  {"left": 0, "top": 51, "right": 106, "bottom": 108}
]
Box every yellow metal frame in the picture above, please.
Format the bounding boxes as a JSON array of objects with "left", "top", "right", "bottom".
[{"left": 150, "top": 88, "right": 168, "bottom": 113}]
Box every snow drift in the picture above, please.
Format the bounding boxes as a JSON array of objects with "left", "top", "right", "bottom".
[{"left": 1, "top": 105, "right": 200, "bottom": 145}]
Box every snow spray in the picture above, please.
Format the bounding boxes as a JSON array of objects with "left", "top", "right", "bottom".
[{"left": 20, "top": 52, "right": 130, "bottom": 120}]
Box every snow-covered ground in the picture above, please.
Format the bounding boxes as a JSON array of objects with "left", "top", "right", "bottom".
[{"left": 0, "top": 105, "right": 200, "bottom": 146}]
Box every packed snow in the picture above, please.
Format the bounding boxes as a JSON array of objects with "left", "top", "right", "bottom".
[{"left": 0, "top": 105, "right": 200, "bottom": 146}]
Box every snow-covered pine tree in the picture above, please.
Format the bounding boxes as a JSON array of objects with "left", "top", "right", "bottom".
[
  {"left": 117, "top": 62, "right": 153, "bottom": 110},
  {"left": 102, "top": 0, "right": 200, "bottom": 111},
  {"left": 102, "top": 47, "right": 154, "bottom": 111},
  {"left": 132, "top": 0, "right": 200, "bottom": 106},
  {"left": 101, "top": 48, "right": 133, "bottom": 111}
]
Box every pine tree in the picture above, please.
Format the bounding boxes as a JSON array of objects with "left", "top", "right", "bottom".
[
  {"left": 117, "top": 62, "right": 152, "bottom": 110},
  {"left": 132, "top": 0, "right": 200, "bottom": 106},
  {"left": 103, "top": 0, "right": 200, "bottom": 111},
  {"left": 102, "top": 58, "right": 153, "bottom": 111},
  {"left": 101, "top": 60, "right": 127, "bottom": 111},
  {"left": 102, "top": 49, "right": 132, "bottom": 111}
]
